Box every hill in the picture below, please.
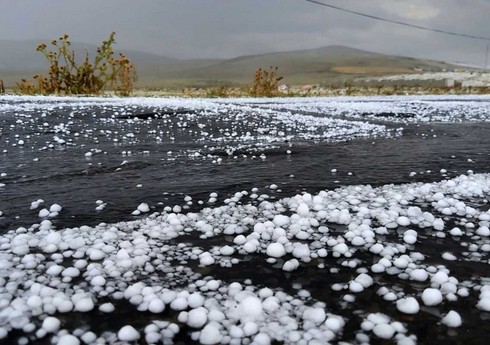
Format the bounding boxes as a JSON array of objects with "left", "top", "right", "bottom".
[
  {"left": 151, "top": 45, "right": 458, "bottom": 88},
  {"left": 0, "top": 41, "right": 466, "bottom": 90}
]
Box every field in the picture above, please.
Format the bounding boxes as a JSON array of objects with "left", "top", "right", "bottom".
[
  {"left": 0, "top": 44, "right": 470, "bottom": 91},
  {"left": 1, "top": 95, "right": 490, "bottom": 344}
]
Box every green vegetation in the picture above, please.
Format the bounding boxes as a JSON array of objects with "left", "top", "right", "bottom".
[{"left": 16, "top": 33, "right": 135, "bottom": 95}]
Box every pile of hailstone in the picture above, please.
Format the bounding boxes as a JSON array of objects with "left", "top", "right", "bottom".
[{"left": 0, "top": 173, "right": 489, "bottom": 344}]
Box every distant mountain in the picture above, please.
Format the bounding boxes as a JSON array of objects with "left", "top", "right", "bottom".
[
  {"left": 0, "top": 41, "right": 468, "bottom": 89},
  {"left": 137, "top": 45, "right": 464, "bottom": 88},
  {"left": 0, "top": 39, "right": 176, "bottom": 71}
]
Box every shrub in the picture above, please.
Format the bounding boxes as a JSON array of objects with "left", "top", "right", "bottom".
[
  {"left": 16, "top": 32, "right": 135, "bottom": 95},
  {"left": 248, "top": 66, "right": 283, "bottom": 97}
]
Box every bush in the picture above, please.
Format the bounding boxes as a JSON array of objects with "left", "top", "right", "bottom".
[
  {"left": 16, "top": 32, "right": 135, "bottom": 95},
  {"left": 248, "top": 66, "right": 283, "bottom": 97}
]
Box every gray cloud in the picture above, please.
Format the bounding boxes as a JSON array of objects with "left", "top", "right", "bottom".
[{"left": 1, "top": 0, "right": 489, "bottom": 66}]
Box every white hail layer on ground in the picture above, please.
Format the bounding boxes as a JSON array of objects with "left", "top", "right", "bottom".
[
  {"left": 1, "top": 95, "right": 490, "bottom": 344},
  {"left": 0, "top": 172, "right": 489, "bottom": 344}
]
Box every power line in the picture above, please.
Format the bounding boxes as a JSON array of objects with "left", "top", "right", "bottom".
[{"left": 304, "top": 0, "right": 490, "bottom": 41}]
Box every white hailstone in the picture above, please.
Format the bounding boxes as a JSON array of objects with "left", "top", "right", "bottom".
[
  {"left": 476, "top": 226, "right": 490, "bottom": 237},
  {"left": 229, "top": 325, "right": 244, "bottom": 339},
  {"left": 253, "top": 333, "right": 271, "bottom": 345},
  {"left": 333, "top": 243, "right": 349, "bottom": 255},
  {"left": 57, "top": 300, "right": 74, "bottom": 313},
  {"left": 49, "top": 204, "right": 62, "bottom": 213},
  {"left": 373, "top": 323, "right": 395, "bottom": 339},
  {"left": 57, "top": 334, "right": 80, "bottom": 345},
  {"left": 118, "top": 325, "right": 140, "bottom": 342},
  {"left": 442, "top": 252, "right": 457, "bottom": 261},
  {"left": 431, "top": 271, "right": 449, "bottom": 285},
  {"left": 27, "top": 295, "right": 42, "bottom": 308},
  {"left": 338, "top": 211, "right": 351, "bottom": 224},
  {"left": 273, "top": 214, "right": 289, "bottom": 227},
  {"left": 371, "top": 264, "right": 385, "bottom": 273},
  {"left": 62, "top": 267, "right": 80, "bottom": 278},
  {"left": 421, "top": 288, "right": 443, "bottom": 306},
  {"left": 74, "top": 297, "right": 94, "bottom": 312},
  {"left": 302, "top": 307, "right": 326, "bottom": 325},
  {"left": 99, "top": 303, "right": 115, "bottom": 313},
  {"left": 45, "top": 232, "right": 62, "bottom": 245},
  {"left": 369, "top": 243, "right": 384, "bottom": 254},
  {"left": 355, "top": 273, "right": 374, "bottom": 288},
  {"left": 282, "top": 259, "right": 299, "bottom": 272},
  {"left": 409, "top": 269, "right": 428, "bottom": 282},
  {"left": 188, "top": 293, "right": 205, "bottom": 308},
  {"left": 477, "top": 298, "right": 490, "bottom": 311},
  {"left": 243, "top": 242, "right": 257, "bottom": 253},
  {"left": 80, "top": 332, "right": 97, "bottom": 344},
  {"left": 237, "top": 296, "right": 263, "bottom": 320},
  {"left": 233, "top": 235, "right": 247, "bottom": 245},
  {"left": 403, "top": 229, "right": 418, "bottom": 244},
  {"left": 441, "top": 310, "right": 462, "bottom": 327},
  {"left": 397, "top": 216, "right": 410, "bottom": 226},
  {"left": 219, "top": 245, "right": 234, "bottom": 256},
  {"left": 351, "top": 236, "right": 366, "bottom": 246},
  {"left": 243, "top": 321, "right": 259, "bottom": 336},
  {"left": 84, "top": 152, "right": 92, "bottom": 157},
  {"left": 208, "top": 309, "right": 225, "bottom": 323},
  {"left": 477, "top": 287, "right": 490, "bottom": 311},
  {"left": 69, "top": 237, "right": 86, "bottom": 250},
  {"left": 145, "top": 332, "right": 161, "bottom": 344},
  {"left": 396, "top": 297, "right": 420, "bottom": 314},
  {"left": 433, "top": 218, "right": 445, "bottom": 230},
  {"left": 296, "top": 203, "right": 310, "bottom": 217},
  {"left": 407, "top": 206, "right": 422, "bottom": 218},
  {"left": 89, "top": 249, "right": 105, "bottom": 261},
  {"left": 187, "top": 307, "right": 208, "bottom": 328},
  {"left": 349, "top": 281, "right": 364, "bottom": 293},
  {"left": 38, "top": 209, "right": 50, "bottom": 218},
  {"left": 148, "top": 298, "right": 165, "bottom": 313},
  {"left": 266, "top": 242, "right": 286, "bottom": 258},
  {"left": 449, "top": 227, "right": 463, "bottom": 236},
  {"left": 393, "top": 256, "right": 410, "bottom": 269},
  {"left": 42, "top": 317, "right": 60, "bottom": 333},
  {"left": 137, "top": 203, "right": 150, "bottom": 213},
  {"left": 170, "top": 297, "right": 188, "bottom": 311},
  {"left": 206, "top": 280, "right": 220, "bottom": 291},
  {"left": 199, "top": 323, "right": 222, "bottom": 345},
  {"left": 199, "top": 253, "right": 215, "bottom": 266}
]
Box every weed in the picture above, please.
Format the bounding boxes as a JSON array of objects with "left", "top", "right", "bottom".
[
  {"left": 248, "top": 66, "right": 283, "bottom": 97},
  {"left": 16, "top": 33, "right": 135, "bottom": 95}
]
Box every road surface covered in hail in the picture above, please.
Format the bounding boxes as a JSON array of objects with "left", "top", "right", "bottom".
[{"left": 1, "top": 95, "right": 490, "bottom": 345}]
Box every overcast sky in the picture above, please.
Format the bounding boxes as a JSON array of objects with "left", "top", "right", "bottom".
[{"left": 1, "top": 0, "right": 489, "bottom": 66}]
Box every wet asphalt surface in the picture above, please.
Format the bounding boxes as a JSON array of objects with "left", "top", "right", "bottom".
[{"left": 0, "top": 97, "right": 490, "bottom": 344}]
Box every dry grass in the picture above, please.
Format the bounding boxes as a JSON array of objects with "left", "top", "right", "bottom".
[{"left": 16, "top": 33, "right": 135, "bottom": 95}]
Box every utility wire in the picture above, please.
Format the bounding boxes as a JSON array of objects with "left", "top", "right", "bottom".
[{"left": 305, "top": 0, "right": 490, "bottom": 41}]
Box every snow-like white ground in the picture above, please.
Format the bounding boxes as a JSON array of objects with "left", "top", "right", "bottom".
[
  {"left": 1, "top": 173, "right": 490, "bottom": 344},
  {"left": 1, "top": 95, "right": 490, "bottom": 344},
  {"left": 366, "top": 72, "right": 490, "bottom": 87}
]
